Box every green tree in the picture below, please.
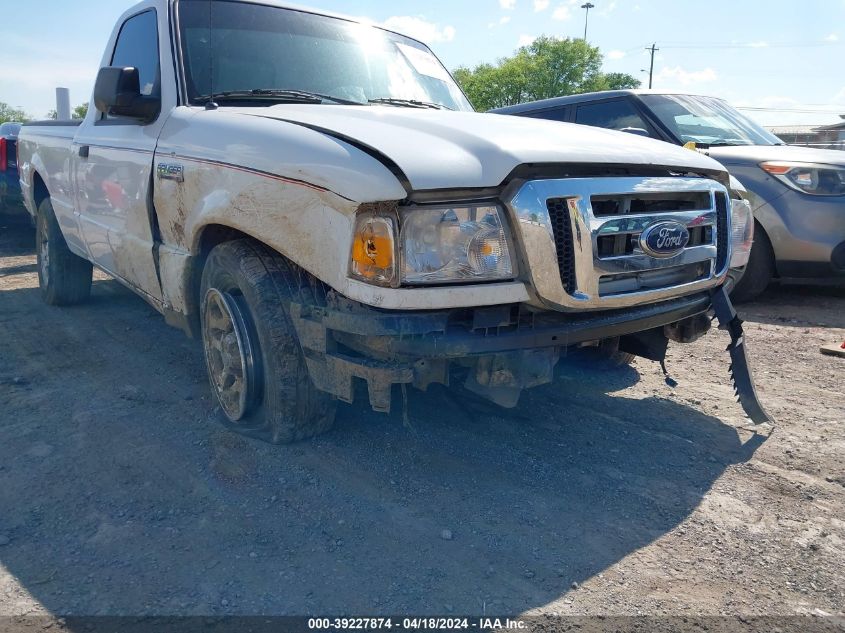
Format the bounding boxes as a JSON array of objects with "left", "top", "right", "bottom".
[
  {"left": 454, "top": 37, "right": 641, "bottom": 111},
  {"left": 0, "top": 101, "right": 30, "bottom": 124},
  {"left": 599, "top": 72, "right": 643, "bottom": 91},
  {"left": 46, "top": 103, "right": 88, "bottom": 120}
]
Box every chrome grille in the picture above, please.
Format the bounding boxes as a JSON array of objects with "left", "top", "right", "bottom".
[{"left": 510, "top": 177, "right": 732, "bottom": 311}]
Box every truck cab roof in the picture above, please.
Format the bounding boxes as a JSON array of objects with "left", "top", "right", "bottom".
[{"left": 124, "top": 0, "right": 427, "bottom": 48}]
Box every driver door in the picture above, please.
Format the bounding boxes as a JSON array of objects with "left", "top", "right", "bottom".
[{"left": 73, "top": 8, "right": 167, "bottom": 303}]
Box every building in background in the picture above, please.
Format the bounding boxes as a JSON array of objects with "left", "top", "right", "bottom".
[
  {"left": 768, "top": 116, "right": 845, "bottom": 150},
  {"left": 815, "top": 118, "right": 845, "bottom": 149}
]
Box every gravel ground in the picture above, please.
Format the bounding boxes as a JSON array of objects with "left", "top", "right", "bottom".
[{"left": 0, "top": 215, "right": 843, "bottom": 621}]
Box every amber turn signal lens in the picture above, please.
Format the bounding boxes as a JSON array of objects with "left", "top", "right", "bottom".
[
  {"left": 352, "top": 233, "right": 393, "bottom": 270},
  {"left": 760, "top": 162, "right": 792, "bottom": 176},
  {"left": 350, "top": 214, "right": 397, "bottom": 286}
]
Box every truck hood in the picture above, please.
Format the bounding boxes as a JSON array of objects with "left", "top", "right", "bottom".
[
  {"left": 706, "top": 143, "right": 845, "bottom": 167},
  {"left": 238, "top": 105, "right": 727, "bottom": 191}
]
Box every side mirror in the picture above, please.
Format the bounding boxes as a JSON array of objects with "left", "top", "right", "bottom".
[
  {"left": 619, "top": 127, "right": 651, "bottom": 138},
  {"left": 94, "top": 66, "right": 159, "bottom": 123}
]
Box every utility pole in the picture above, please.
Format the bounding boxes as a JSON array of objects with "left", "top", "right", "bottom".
[
  {"left": 645, "top": 43, "right": 659, "bottom": 89},
  {"left": 55, "top": 88, "right": 71, "bottom": 121},
  {"left": 581, "top": 3, "right": 595, "bottom": 41}
]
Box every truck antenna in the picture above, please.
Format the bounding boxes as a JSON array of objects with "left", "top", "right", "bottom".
[{"left": 205, "top": 0, "right": 219, "bottom": 110}]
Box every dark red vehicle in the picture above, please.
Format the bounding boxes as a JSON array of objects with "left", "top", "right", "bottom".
[{"left": 1, "top": 121, "right": 23, "bottom": 213}]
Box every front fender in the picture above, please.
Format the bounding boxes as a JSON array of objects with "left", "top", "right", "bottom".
[
  {"left": 153, "top": 154, "right": 361, "bottom": 316},
  {"left": 151, "top": 107, "right": 530, "bottom": 317}
]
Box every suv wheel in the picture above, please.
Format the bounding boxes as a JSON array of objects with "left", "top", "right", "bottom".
[{"left": 731, "top": 222, "right": 775, "bottom": 303}]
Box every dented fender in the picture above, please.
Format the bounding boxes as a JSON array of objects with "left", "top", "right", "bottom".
[{"left": 151, "top": 107, "right": 532, "bottom": 318}]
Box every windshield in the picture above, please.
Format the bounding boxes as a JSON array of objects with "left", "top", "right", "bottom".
[
  {"left": 641, "top": 94, "right": 783, "bottom": 147},
  {"left": 176, "top": 0, "right": 472, "bottom": 112}
]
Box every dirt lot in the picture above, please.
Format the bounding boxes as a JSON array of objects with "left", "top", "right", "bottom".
[{"left": 0, "top": 213, "right": 843, "bottom": 621}]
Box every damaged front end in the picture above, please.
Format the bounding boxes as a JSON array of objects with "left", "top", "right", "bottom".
[
  {"left": 288, "top": 286, "right": 770, "bottom": 425},
  {"left": 289, "top": 173, "right": 772, "bottom": 424},
  {"left": 286, "top": 286, "right": 766, "bottom": 421}
]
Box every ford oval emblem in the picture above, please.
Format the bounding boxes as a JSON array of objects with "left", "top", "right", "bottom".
[{"left": 640, "top": 221, "right": 690, "bottom": 258}]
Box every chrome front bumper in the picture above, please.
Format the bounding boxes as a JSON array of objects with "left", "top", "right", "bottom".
[{"left": 508, "top": 176, "right": 733, "bottom": 311}]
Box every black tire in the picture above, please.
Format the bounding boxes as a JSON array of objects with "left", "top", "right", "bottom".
[
  {"left": 596, "top": 338, "right": 635, "bottom": 367},
  {"left": 569, "top": 338, "right": 635, "bottom": 368},
  {"left": 36, "top": 197, "right": 93, "bottom": 306},
  {"left": 200, "top": 239, "right": 337, "bottom": 444},
  {"left": 731, "top": 222, "right": 775, "bottom": 303}
]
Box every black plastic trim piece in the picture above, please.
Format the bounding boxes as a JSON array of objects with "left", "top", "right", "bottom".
[
  {"left": 546, "top": 197, "right": 577, "bottom": 294},
  {"left": 505, "top": 163, "right": 729, "bottom": 188},
  {"left": 715, "top": 191, "right": 729, "bottom": 272},
  {"left": 325, "top": 292, "right": 711, "bottom": 358}
]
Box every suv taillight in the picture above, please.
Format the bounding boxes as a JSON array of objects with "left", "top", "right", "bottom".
[{"left": 0, "top": 139, "right": 7, "bottom": 172}]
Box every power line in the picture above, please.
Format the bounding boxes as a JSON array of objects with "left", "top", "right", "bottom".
[
  {"left": 736, "top": 106, "right": 845, "bottom": 114},
  {"left": 660, "top": 41, "right": 842, "bottom": 50},
  {"left": 617, "top": 40, "right": 840, "bottom": 54},
  {"left": 712, "top": 71, "right": 833, "bottom": 78}
]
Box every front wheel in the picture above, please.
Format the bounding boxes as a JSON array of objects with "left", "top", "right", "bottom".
[
  {"left": 36, "top": 197, "right": 93, "bottom": 306},
  {"left": 731, "top": 222, "right": 775, "bottom": 303},
  {"left": 200, "top": 239, "right": 336, "bottom": 444}
]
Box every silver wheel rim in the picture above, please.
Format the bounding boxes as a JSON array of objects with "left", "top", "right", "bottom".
[
  {"left": 202, "top": 288, "right": 258, "bottom": 422},
  {"left": 39, "top": 230, "right": 50, "bottom": 287}
]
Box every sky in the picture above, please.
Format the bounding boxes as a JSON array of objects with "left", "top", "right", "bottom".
[{"left": 2, "top": 0, "right": 844, "bottom": 128}]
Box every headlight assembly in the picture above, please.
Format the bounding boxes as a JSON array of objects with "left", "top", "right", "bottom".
[
  {"left": 399, "top": 203, "right": 514, "bottom": 285},
  {"left": 761, "top": 161, "right": 845, "bottom": 196},
  {"left": 729, "top": 197, "right": 754, "bottom": 269},
  {"left": 349, "top": 202, "right": 515, "bottom": 287}
]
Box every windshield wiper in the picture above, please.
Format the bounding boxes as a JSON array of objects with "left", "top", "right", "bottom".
[
  {"left": 712, "top": 141, "right": 750, "bottom": 147},
  {"left": 696, "top": 141, "right": 752, "bottom": 148},
  {"left": 195, "top": 89, "right": 364, "bottom": 106},
  {"left": 368, "top": 98, "right": 452, "bottom": 111}
]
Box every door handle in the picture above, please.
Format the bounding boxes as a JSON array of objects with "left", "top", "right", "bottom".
[{"left": 78, "top": 145, "right": 89, "bottom": 158}]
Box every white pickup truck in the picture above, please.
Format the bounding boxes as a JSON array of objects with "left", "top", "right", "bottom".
[{"left": 17, "top": 0, "right": 769, "bottom": 443}]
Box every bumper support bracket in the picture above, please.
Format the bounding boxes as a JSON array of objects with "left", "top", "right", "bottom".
[{"left": 711, "top": 286, "right": 773, "bottom": 425}]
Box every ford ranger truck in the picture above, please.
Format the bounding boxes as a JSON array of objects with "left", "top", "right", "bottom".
[{"left": 17, "top": 0, "right": 770, "bottom": 444}]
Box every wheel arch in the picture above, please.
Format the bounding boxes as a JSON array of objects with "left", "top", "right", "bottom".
[
  {"left": 32, "top": 171, "right": 50, "bottom": 212},
  {"left": 752, "top": 218, "right": 778, "bottom": 278},
  {"left": 185, "top": 223, "right": 303, "bottom": 337}
]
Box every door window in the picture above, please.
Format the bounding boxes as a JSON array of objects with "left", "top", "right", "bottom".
[
  {"left": 575, "top": 100, "right": 654, "bottom": 136},
  {"left": 524, "top": 107, "right": 569, "bottom": 123},
  {"left": 111, "top": 10, "right": 160, "bottom": 98}
]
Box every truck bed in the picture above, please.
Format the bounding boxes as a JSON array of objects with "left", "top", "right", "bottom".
[{"left": 17, "top": 120, "right": 83, "bottom": 219}]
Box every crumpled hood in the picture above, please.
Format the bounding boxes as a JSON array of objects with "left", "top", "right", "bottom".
[
  {"left": 238, "top": 105, "right": 728, "bottom": 191},
  {"left": 707, "top": 143, "right": 845, "bottom": 167}
]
